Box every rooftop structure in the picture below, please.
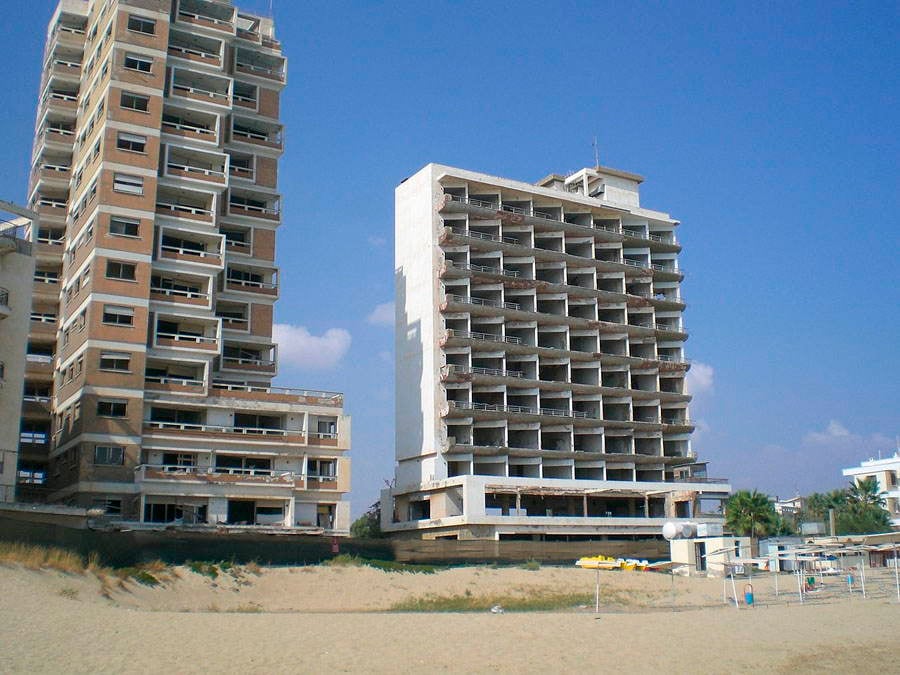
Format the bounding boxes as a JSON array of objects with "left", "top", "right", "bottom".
[
  {"left": 384, "top": 162, "right": 730, "bottom": 540},
  {"left": 18, "top": 0, "right": 350, "bottom": 531}
]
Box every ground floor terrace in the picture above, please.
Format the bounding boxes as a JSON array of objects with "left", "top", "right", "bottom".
[{"left": 381, "top": 475, "right": 729, "bottom": 540}]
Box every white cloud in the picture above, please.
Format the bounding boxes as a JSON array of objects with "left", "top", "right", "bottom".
[
  {"left": 803, "top": 420, "right": 851, "bottom": 444},
  {"left": 686, "top": 361, "right": 714, "bottom": 395},
  {"left": 273, "top": 323, "right": 351, "bottom": 370},
  {"left": 367, "top": 235, "right": 387, "bottom": 248},
  {"left": 366, "top": 301, "right": 394, "bottom": 327}
]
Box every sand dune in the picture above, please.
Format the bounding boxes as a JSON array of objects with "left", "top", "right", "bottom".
[{"left": 0, "top": 562, "right": 896, "bottom": 673}]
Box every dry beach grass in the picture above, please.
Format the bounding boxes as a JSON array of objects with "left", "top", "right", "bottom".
[{"left": 0, "top": 548, "right": 896, "bottom": 673}]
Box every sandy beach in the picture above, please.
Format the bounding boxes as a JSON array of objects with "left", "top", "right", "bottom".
[{"left": 1, "top": 561, "right": 896, "bottom": 673}]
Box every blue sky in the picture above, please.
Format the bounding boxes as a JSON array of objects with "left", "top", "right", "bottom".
[{"left": 3, "top": 1, "right": 898, "bottom": 514}]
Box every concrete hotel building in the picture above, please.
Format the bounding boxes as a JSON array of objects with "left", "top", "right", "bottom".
[
  {"left": 20, "top": 0, "right": 350, "bottom": 531},
  {"left": 385, "top": 163, "right": 730, "bottom": 540}
]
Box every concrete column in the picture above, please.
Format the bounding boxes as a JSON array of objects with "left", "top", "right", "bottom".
[
  {"left": 286, "top": 497, "right": 295, "bottom": 527},
  {"left": 583, "top": 493, "right": 588, "bottom": 517}
]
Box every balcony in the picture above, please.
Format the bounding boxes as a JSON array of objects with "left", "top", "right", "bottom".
[
  {"left": 210, "top": 381, "right": 343, "bottom": 406},
  {"left": 220, "top": 343, "right": 277, "bottom": 374},
  {"left": 144, "top": 374, "right": 206, "bottom": 394},
  {"left": 0, "top": 287, "right": 9, "bottom": 319},
  {"left": 162, "top": 108, "right": 219, "bottom": 145},
  {"left": 169, "top": 68, "right": 231, "bottom": 109},
  {"left": 149, "top": 274, "right": 210, "bottom": 307},
  {"left": 448, "top": 400, "right": 592, "bottom": 420},
  {"left": 163, "top": 146, "right": 228, "bottom": 186},
  {"left": 234, "top": 49, "right": 286, "bottom": 84},
  {"left": 167, "top": 29, "right": 224, "bottom": 69},
  {"left": 32, "top": 160, "right": 71, "bottom": 189},
  {"left": 44, "top": 55, "right": 82, "bottom": 82},
  {"left": 156, "top": 187, "right": 215, "bottom": 224},
  {"left": 40, "top": 87, "right": 78, "bottom": 115},
  {"left": 25, "top": 353, "right": 54, "bottom": 376},
  {"left": 226, "top": 191, "right": 280, "bottom": 221},
  {"left": 153, "top": 318, "right": 220, "bottom": 352},
  {"left": 158, "top": 230, "right": 224, "bottom": 268},
  {"left": 229, "top": 119, "right": 283, "bottom": 152},
  {"left": 33, "top": 197, "right": 68, "bottom": 221},
  {"left": 37, "top": 122, "right": 75, "bottom": 150},
  {"left": 29, "top": 312, "right": 57, "bottom": 335},
  {"left": 142, "top": 421, "right": 303, "bottom": 443},
  {"left": 175, "top": 0, "right": 236, "bottom": 35},
  {"left": 231, "top": 81, "right": 257, "bottom": 111},
  {"left": 223, "top": 266, "right": 278, "bottom": 296},
  {"left": 135, "top": 464, "right": 303, "bottom": 489}
]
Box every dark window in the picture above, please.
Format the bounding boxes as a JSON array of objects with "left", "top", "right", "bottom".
[
  {"left": 127, "top": 15, "right": 155, "bottom": 35},
  {"left": 102, "top": 304, "right": 134, "bottom": 326},
  {"left": 116, "top": 132, "right": 146, "bottom": 153},
  {"left": 120, "top": 91, "right": 149, "bottom": 112},
  {"left": 99, "top": 352, "right": 130, "bottom": 371},
  {"left": 96, "top": 400, "right": 127, "bottom": 418},
  {"left": 94, "top": 445, "right": 124, "bottom": 465},
  {"left": 109, "top": 217, "right": 140, "bottom": 237},
  {"left": 124, "top": 53, "right": 152, "bottom": 73},
  {"left": 105, "top": 261, "right": 136, "bottom": 280}
]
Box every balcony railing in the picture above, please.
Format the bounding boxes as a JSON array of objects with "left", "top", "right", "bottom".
[
  {"left": 177, "top": 10, "right": 234, "bottom": 30},
  {"left": 166, "top": 162, "right": 226, "bottom": 180},
  {"left": 149, "top": 286, "right": 209, "bottom": 301},
  {"left": 156, "top": 331, "right": 218, "bottom": 345},
  {"left": 162, "top": 119, "right": 217, "bottom": 138},
  {"left": 448, "top": 226, "right": 519, "bottom": 245},
  {"left": 145, "top": 375, "right": 204, "bottom": 387},
  {"left": 156, "top": 201, "right": 213, "bottom": 218},
  {"left": 445, "top": 194, "right": 678, "bottom": 247},
  {"left": 448, "top": 400, "right": 591, "bottom": 419},
  {"left": 160, "top": 243, "right": 222, "bottom": 260},
  {"left": 235, "top": 61, "right": 285, "bottom": 80},
  {"left": 225, "top": 277, "right": 277, "bottom": 291},
  {"left": 168, "top": 44, "right": 221, "bottom": 62},
  {"left": 444, "top": 364, "right": 524, "bottom": 379},
  {"left": 222, "top": 356, "right": 275, "bottom": 368},
  {"left": 171, "top": 83, "right": 230, "bottom": 103},
  {"left": 144, "top": 421, "right": 293, "bottom": 436},
  {"left": 446, "top": 294, "right": 520, "bottom": 310},
  {"left": 445, "top": 261, "right": 521, "bottom": 278},
  {"left": 210, "top": 381, "right": 342, "bottom": 404},
  {"left": 444, "top": 329, "right": 522, "bottom": 345}
]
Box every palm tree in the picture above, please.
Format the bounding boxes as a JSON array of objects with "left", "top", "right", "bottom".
[
  {"left": 847, "top": 477, "right": 886, "bottom": 508},
  {"left": 725, "top": 490, "right": 777, "bottom": 537}
]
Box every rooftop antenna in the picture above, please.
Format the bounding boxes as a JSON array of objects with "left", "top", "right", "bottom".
[{"left": 592, "top": 136, "right": 600, "bottom": 168}]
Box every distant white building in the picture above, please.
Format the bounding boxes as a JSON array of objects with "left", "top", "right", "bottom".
[{"left": 843, "top": 454, "right": 900, "bottom": 528}]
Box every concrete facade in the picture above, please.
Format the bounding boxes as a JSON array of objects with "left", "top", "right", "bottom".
[
  {"left": 843, "top": 454, "right": 900, "bottom": 528},
  {"left": 19, "top": 0, "right": 350, "bottom": 532},
  {"left": 0, "top": 227, "right": 36, "bottom": 502},
  {"left": 384, "top": 163, "right": 730, "bottom": 540}
]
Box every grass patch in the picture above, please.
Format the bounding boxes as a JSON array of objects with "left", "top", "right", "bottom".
[
  {"left": 187, "top": 561, "right": 220, "bottom": 579},
  {"left": 244, "top": 561, "right": 262, "bottom": 576},
  {"left": 229, "top": 602, "right": 263, "bottom": 613},
  {"left": 324, "top": 554, "right": 437, "bottom": 574},
  {"left": 114, "top": 567, "right": 161, "bottom": 587},
  {"left": 0, "top": 542, "right": 87, "bottom": 573},
  {"left": 391, "top": 591, "right": 594, "bottom": 612},
  {"left": 58, "top": 587, "right": 79, "bottom": 600},
  {"left": 520, "top": 559, "right": 541, "bottom": 571}
]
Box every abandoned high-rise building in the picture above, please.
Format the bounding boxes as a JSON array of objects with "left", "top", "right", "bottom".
[
  {"left": 384, "top": 163, "right": 730, "bottom": 540},
  {"left": 20, "top": 0, "right": 350, "bottom": 530}
]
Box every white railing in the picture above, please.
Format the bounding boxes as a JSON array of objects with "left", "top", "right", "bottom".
[
  {"left": 40, "top": 163, "right": 70, "bottom": 173},
  {"left": 219, "top": 316, "right": 249, "bottom": 326},
  {"left": 226, "top": 276, "right": 277, "bottom": 290},
  {"left": 26, "top": 354, "right": 53, "bottom": 364},
  {"left": 177, "top": 10, "right": 233, "bottom": 28},
  {"left": 144, "top": 421, "right": 291, "bottom": 436},
  {"left": 229, "top": 166, "right": 254, "bottom": 179},
  {"left": 172, "top": 83, "right": 229, "bottom": 101},
  {"left": 228, "top": 201, "right": 279, "bottom": 216},
  {"left": 222, "top": 356, "right": 275, "bottom": 367},
  {"left": 444, "top": 364, "right": 524, "bottom": 379},
  {"left": 446, "top": 294, "right": 520, "bottom": 310},
  {"left": 309, "top": 431, "right": 338, "bottom": 440},
  {"left": 448, "top": 226, "right": 520, "bottom": 245},
  {"left": 166, "top": 162, "right": 225, "bottom": 178},
  {"left": 449, "top": 400, "right": 591, "bottom": 419},
  {"left": 655, "top": 323, "right": 685, "bottom": 333},
  {"left": 30, "top": 313, "right": 57, "bottom": 323},
  {"left": 45, "top": 126, "right": 74, "bottom": 136},
  {"left": 156, "top": 201, "right": 213, "bottom": 217},
  {"left": 145, "top": 375, "right": 204, "bottom": 387},
  {"left": 657, "top": 354, "right": 691, "bottom": 364},
  {"left": 50, "top": 58, "right": 82, "bottom": 69},
  {"left": 162, "top": 120, "right": 216, "bottom": 136},
  {"left": 232, "top": 128, "right": 280, "bottom": 145},
  {"left": 235, "top": 61, "right": 284, "bottom": 78},
  {"left": 445, "top": 329, "right": 523, "bottom": 345},
  {"left": 56, "top": 25, "right": 85, "bottom": 36},
  {"left": 168, "top": 44, "right": 220, "bottom": 60},
  {"left": 161, "top": 243, "right": 221, "bottom": 259},
  {"left": 210, "top": 381, "right": 342, "bottom": 401},
  {"left": 150, "top": 285, "right": 208, "bottom": 300},
  {"left": 232, "top": 93, "right": 257, "bottom": 105},
  {"left": 23, "top": 394, "right": 52, "bottom": 403},
  {"left": 136, "top": 464, "right": 300, "bottom": 482},
  {"left": 46, "top": 91, "right": 77, "bottom": 103},
  {"left": 38, "top": 199, "right": 67, "bottom": 209},
  {"left": 446, "top": 194, "right": 677, "bottom": 246},
  {"left": 156, "top": 331, "right": 217, "bottom": 344},
  {"left": 447, "top": 261, "right": 521, "bottom": 278}
]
